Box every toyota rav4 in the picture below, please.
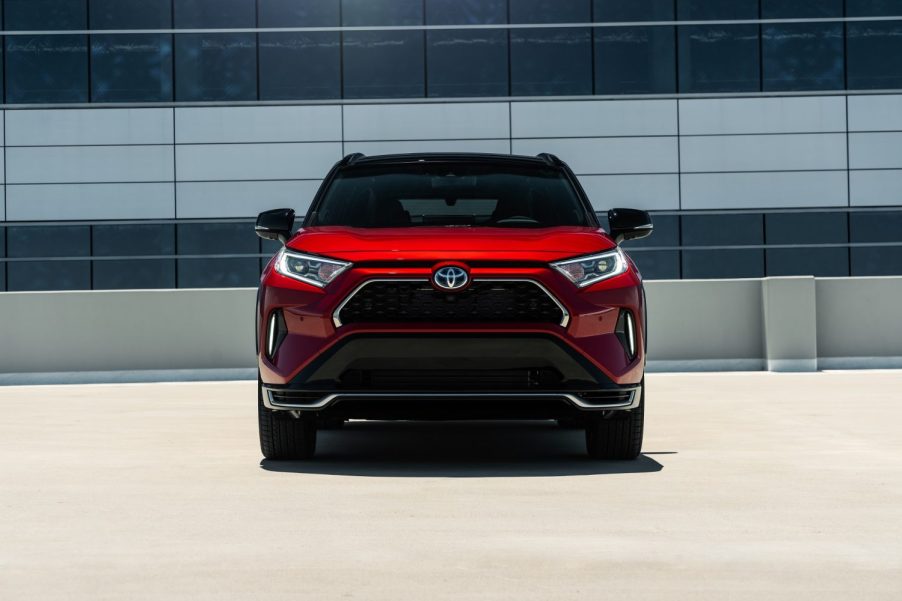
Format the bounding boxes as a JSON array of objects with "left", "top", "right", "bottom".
[{"left": 255, "top": 153, "right": 653, "bottom": 460}]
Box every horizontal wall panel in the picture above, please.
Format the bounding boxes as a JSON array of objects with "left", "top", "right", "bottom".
[
  {"left": 579, "top": 174, "right": 680, "bottom": 211},
  {"left": 7, "top": 146, "right": 174, "bottom": 184},
  {"left": 679, "top": 97, "right": 846, "bottom": 135},
  {"left": 6, "top": 184, "right": 175, "bottom": 220},
  {"left": 175, "top": 106, "right": 341, "bottom": 144},
  {"left": 345, "top": 139, "right": 511, "bottom": 156},
  {"left": 850, "top": 170, "right": 902, "bottom": 206},
  {"left": 343, "top": 103, "right": 510, "bottom": 141},
  {"left": 849, "top": 133, "right": 902, "bottom": 169},
  {"left": 176, "top": 181, "right": 321, "bottom": 218},
  {"left": 681, "top": 171, "right": 848, "bottom": 210},
  {"left": 511, "top": 100, "right": 676, "bottom": 138},
  {"left": 175, "top": 142, "right": 341, "bottom": 181},
  {"left": 848, "top": 95, "right": 902, "bottom": 132},
  {"left": 680, "top": 134, "right": 847, "bottom": 173},
  {"left": 513, "top": 137, "right": 678, "bottom": 175},
  {"left": 6, "top": 109, "right": 174, "bottom": 146}
]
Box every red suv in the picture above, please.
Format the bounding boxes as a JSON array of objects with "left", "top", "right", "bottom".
[{"left": 255, "top": 153, "right": 653, "bottom": 460}]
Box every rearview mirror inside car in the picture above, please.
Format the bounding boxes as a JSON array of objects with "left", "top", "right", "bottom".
[
  {"left": 255, "top": 208, "right": 296, "bottom": 245},
  {"left": 607, "top": 208, "right": 653, "bottom": 245}
]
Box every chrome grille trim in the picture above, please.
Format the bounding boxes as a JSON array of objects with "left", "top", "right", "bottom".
[{"left": 331, "top": 278, "right": 570, "bottom": 328}]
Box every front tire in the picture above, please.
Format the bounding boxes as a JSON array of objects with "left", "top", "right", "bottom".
[
  {"left": 585, "top": 381, "right": 644, "bottom": 460},
  {"left": 258, "top": 378, "right": 317, "bottom": 460}
]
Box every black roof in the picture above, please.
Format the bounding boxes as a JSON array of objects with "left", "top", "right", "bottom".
[{"left": 340, "top": 152, "right": 563, "bottom": 168}]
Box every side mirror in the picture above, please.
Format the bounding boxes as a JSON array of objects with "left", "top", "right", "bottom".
[
  {"left": 607, "top": 208, "right": 653, "bottom": 245},
  {"left": 255, "top": 208, "right": 295, "bottom": 245}
]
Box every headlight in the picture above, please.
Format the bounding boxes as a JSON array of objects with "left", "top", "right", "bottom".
[
  {"left": 274, "top": 249, "right": 351, "bottom": 288},
  {"left": 551, "top": 248, "right": 628, "bottom": 288}
]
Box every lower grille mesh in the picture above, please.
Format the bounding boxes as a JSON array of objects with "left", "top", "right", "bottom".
[{"left": 337, "top": 280, "right": 565, "bottom": 325}]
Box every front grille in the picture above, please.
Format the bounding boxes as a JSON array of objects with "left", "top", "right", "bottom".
[{"left": 336, "top": 280, "right": 565, "bottom": 325}]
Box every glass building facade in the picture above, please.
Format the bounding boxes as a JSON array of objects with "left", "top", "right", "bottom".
[
  {"left": 1, "top": 0, "right": 901, "bottom": 289},
  {"left": 2, "top": 0, "right": 902, "bottom": 102}
]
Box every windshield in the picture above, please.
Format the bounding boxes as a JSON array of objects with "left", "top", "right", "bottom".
[{"left": 309, "top": 162, "right": 591, "bottom": 228}]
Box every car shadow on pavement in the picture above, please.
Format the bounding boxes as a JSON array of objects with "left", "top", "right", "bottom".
[{"left": 259, "top": 420, "right": 666, "bottom": 477}]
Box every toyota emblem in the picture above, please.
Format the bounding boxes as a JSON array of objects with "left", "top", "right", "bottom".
[{"left": 433, "top": 266, "right": 469, "bottom": 291}]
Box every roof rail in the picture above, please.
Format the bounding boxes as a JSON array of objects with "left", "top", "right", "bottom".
[
  {"left": 340, "top": 153, "right": 365, "bottom": 166},
  {"left": 536, "top": 153, "right": 563, "bottom": 167}
]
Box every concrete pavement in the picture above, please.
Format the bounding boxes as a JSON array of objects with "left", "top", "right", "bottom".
[{"left": 1, "top": 372, "right": 901, "bottom": 600}]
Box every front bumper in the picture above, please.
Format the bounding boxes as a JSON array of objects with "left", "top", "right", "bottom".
[
  {"left": 259, "top": 332, "right": 642, "bottom": 418},
  {"left": 258, "top": 264, "right": 646, "bottom": 388},
  {"left": 261, "top": 387, "right": 642, "bottom": 419}
]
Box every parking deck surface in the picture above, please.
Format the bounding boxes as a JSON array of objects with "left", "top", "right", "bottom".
[{"left": 1, "top": 372, "right": 901, "bottom": 600}]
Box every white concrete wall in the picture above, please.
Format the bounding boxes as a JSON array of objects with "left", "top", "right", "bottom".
[
  {"left": 2, "top": 93, "right": 900, "bottom": 221},
  {"left": 2, "top": 277, "right": 900, "bottom": 382}
]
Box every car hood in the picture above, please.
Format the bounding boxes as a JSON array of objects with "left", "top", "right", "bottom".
[{"left": 286, "top": 226, "right": 615, "bottom": 263}]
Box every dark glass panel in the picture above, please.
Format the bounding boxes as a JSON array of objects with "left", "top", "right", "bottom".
[
  {"left": 846, "top": 0, "right": 902, "bottom": 17},
  {"left": 510, "top": 29, "right": 593, "bottom": 95},
  {"left": 847, "top": 215, "right": 902, "bottom": 281},
  {"left": 177, "top": 223, "right": 258, "bottom": 255},
  {"left": 765, "top": 212, "right": 848, "bottom": 245},
  {"left": 89, "top": 0, "right": 172, "bottom": 28},
  {"left": 682, "top": 214, "right": 763, "bottom": 246},
  {"left": 0, "top": 228, "right": 4, "bottom": 291},
  {"left": 341, "top": 0, "right": 423, "bottom": 26},
  {"left": 5, "top": 36, "right": 89, "bottom": 103},
  {"left": 510, "top": 0, "right": 590, "bottom": 23},
  {"left": 92, "top": 224, "right": 176, "bottom": 256},
  {"left": 427, "top": 30, "right": 508, "bottom": 97},
  {"left": 91, "top": 34, "right": 173, "bottom": 101},
  {"left": 762, "top": 23, "right": 843, "bottom": 91},
  {"left": 595, "top": 0, "right": 674, "bottom": 21},
  {"left": 851, "top": 247, "right": 902, "bottom": 275},
  {"left": 259, "top": 0, "right": 341, "bottom": 100},
  {"left": 5, "top": 0, "right": 86, "bottom": 29},
  {"left": 427, "top": 0, "right": 507, "bottom": 24},
  {"left": 259, "top": 33, "right": 341, "bottom": 100},
  {"left": 343, "top": 32, "right": 425, "bottom": 98},
  {"left": 7, "top": 262, "right": 91, "bottom": 291},
  {"left": 173, "top": 0, "right": 256, "bottom": 28},
  {"left": 260, "top": 237, "right": 283, "bottom": 256},
  {"left": 848, "top": 21, "right": 902, "bottom": 89},
  {"left": 178, "top": 258, "right": 260, "bottom": 287},
  {"left": 595, "top": 25, "right": 675, "bottom": 94},
  {"left": 761, "top": 0, "right": 842, "bottom": 17},
  {"left": 93, "top": 259, "right": 176, "bottom": 289},
  {"left": 510, "top": 0, "right": 592, "bottom": 96},
  {"left": 766, "top": 248, "right": 849, "bottom": 277},
  {"left": 677, "top": 0, "right": 758, "bottom": 20},
  {"left": 259, "top": 0, "right": 340, "bottom": 25},
  {"left": 849, "top": 211, "right": 902, "bottom": 243},
  {"left": 8, "top": 226, "right": 90, "bottom": 258},
  {"left": 628, "top": 250, "right": 681, "bottom": 279},
  {"left": 174, "top": 34, "right": 257, "bottom": 101},
  {"left": 340, "top": 0, "right": 424, "bottom": 98},
  {"left": 682, "top": 249, "right": 765, "bottom": 278},
  {"left": 678, "top": 25, "right": 760, "bottom": 92},
  {"left": 595, "top": 0, "right": 676, "bottom": 94},
  {"left": 426, "top": 0, "right": 508, "bottom": 97},
  {"left": 761, "top": 1, "right": 843, "bottom": 92}
]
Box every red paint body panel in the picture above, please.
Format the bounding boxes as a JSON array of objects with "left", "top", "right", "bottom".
[
  {"left": 286, "top": 226, "right": 616, "bottom": 263},
  {"left": 258, "top": 227, "right": 646, "bottom": 389}
]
